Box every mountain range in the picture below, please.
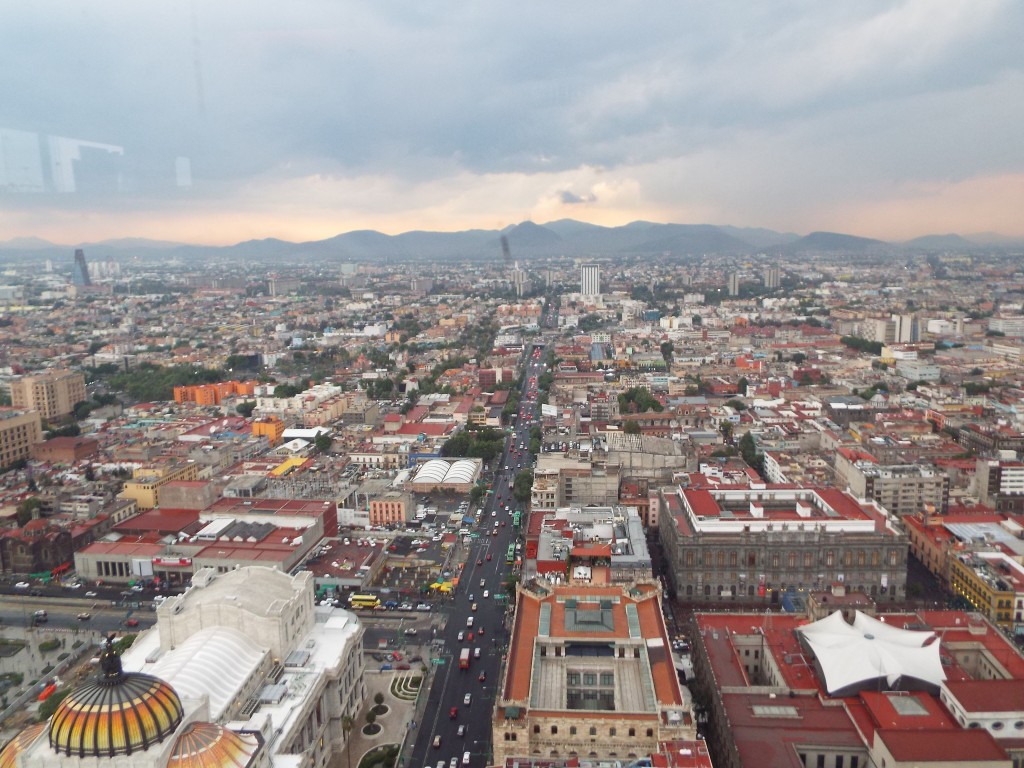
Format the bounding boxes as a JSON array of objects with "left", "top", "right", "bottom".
[{"left": 0, "top": 220, "right": 1018, "bottom": 264}]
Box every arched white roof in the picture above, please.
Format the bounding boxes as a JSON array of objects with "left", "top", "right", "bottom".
[
  {"left": 798, "top": 610, "right": 946, "bottom": 695},
  {"left": 414, "top": 459, "right": 450, "bottom": 484},
  {"left": 445, "top": 459, "right": 477, "bottom": 484},
  {"left": 149, "top": 627, "right": 268, "bottom": 720}
]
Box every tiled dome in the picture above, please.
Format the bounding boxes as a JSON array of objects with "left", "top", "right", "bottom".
[
  {"left": 48, "top": 637, "right": 184, "bottom": 758},
  {"left": 167, "top": 722, "right": 261, "bottom": 768},
  {"left": 0, "top": 723, "right": 45, "bottom": 768}
]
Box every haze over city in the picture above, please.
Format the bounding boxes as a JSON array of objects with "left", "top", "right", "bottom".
[{"left": 2, "top": 0, "right": 1023, "bottom": 245}]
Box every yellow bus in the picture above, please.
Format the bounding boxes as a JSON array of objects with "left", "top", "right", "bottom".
[{"left": 348, "top": 594, "right": 381, "bottom": 609}]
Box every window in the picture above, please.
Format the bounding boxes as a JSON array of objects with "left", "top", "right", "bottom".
[
  {"left": 567, "top": 672, "right": 580, "bottom": 685},
  {"left": 826, "top": 550, "right": 834, "bottom": 566},
  {"left": 551, "top": 726, "right": 558, "bottom": 734},
  {"left": 533, "top": 725, "right": 540, "bottom": 734},
  {"left": 628, "top": 728, "right": 635, "bottom": 737},
  {"left": 589, "top": 727, "right": 597, "bottom": 736},
  {"left": 816, "top": 756, "right": 825, "bottom": 768},
  {"left": 583, "top": 673, "right": 596, "bottom": 686},
  {"left": 600, "top": 673, "right": 614, "bottom": 686},
  {"left": 609, "top": 728, "right": 616, "bottom": 737},
  {"left": 645, "top": 729, "right": 653, "bottom": 737},
  {"left": 569, "top": 727, "right": 577, "bottom": 736}
]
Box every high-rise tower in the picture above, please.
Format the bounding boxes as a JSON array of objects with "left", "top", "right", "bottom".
[
  {"left": 580, "top": 263, "right": 600, "bottom": 297},
  {"left": 72, "top": 249, "right": 92, "bottom": 286}
]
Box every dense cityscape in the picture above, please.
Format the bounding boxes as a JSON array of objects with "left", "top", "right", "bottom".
[{"left": 0, "top": 234, "right": 1022, "bottom": 768}]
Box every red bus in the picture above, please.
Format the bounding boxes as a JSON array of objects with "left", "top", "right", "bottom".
[{"left": 459, "top": 648, "right": 471, "bottom": 669}]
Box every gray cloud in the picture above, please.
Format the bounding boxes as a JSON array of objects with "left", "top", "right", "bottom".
[
  {"left": 559, "top": 190, "right": 597, "bottom": 205},
  {"left": 0, "top": 1, "right": 1022, "bottom": 238}
]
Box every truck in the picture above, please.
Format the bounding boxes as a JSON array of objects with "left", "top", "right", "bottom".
[{"left": 459, "top": 648, "right": 471, "bottom": 670}]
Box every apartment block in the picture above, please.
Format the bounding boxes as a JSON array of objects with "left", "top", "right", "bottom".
[
  {"left": 0, "top": 409, "right": 42, "bottom": 468},
  {"left": 9, "top": 369, "right": 86, "bottom": 420}
]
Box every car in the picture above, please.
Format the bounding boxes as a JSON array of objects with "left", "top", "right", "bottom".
[
  {"left": 462, "top": 752, "right": 471, "bottom": 766},
  {"left": 478, "top": 671, "right": 486, "bottom": 682},
  {"left": 66, "top": 582, "right": 82, "bottom": 590},
  {"left": 457, "top": 631, "right": 465, "bottom": 641},
  {"left": 501, "top": 521, "right": 506, "bottom": 527},
  {"left": 491, "top": 510, "right": 496, "bottom": 517},
  {"left": 473, "top": 647, "right": 481, "bottom": 659},
  {"left": 380, "top": 663, "right": 393, "bottom": 671},
  {"left": 404, "top": 628, "right": 418, "bottom": 636},
  {"left": 396, "top": 662, "right": 411, "bottom": 670},
  {"left": 14, "top": 582, "right": 29, "bottom": 589},
  {"left": 124, "top": 618, "right": 139, "bottom": 628},
  {"left": 476, "top": 559, "right": 482, "bottom": 566},
  {"left": 478, "top": 626, "right": 485, "bottom": 635},
  {"left": 486, "top": 553, "right": 492, "bottom": 561},
  {"left": 483, "top": 590, "right": 490, "bottom": 598},
  {"left": 466, "top": 616, "right": 473, "bottom": 627},
  {"left": 85, "top": 591, "right": 97, "bottom": 597},
  {"left": 433, "top": 736, "right": 442, "bottom": 749},
  {"left": 457, "top": 724, "right": 466, "bottom": 737},
  {"left": 467, "top": 632, "right": 474, "bottom": 642},
  {"left": 480, "top": 578, "right": 486, "bottom": 587},
  {"left": 450, "top": 758, "right": 458, "bottom": 768},
  {"left": 77, "top": 612, "right": 91, "bottom": 621},
  {"left": 468, "top": 594, "right": 474, "bottom": 601},
  {"left": 391, "top": 651, "right": 403, "bottom": 661},
  {"left": 471, "top": 603, "right": 478, "bottom": 612},
  {"left": 449, "top": 706, "right": 458, "bottom": 719},
  {"left": 464, "top": 693, "right": 472, "bottom": 706}
]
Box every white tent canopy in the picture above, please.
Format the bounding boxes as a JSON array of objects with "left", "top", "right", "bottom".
[{"left": 797, "top": 610, "right": 946, "bottom": 695}]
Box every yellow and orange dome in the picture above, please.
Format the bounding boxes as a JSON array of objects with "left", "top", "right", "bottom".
[
  {"left": 168, "top": 722, "right": 261, "bottom": 768},
  {"left": 47, "top": 639, "right": 184, "bottom": 758},
  {"left": 0, "top": 723, "right": 45, "bottom": 768}
]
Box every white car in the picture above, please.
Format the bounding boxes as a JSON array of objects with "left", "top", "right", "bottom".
[
  {"left": 14, "top": 581, "right": 29, "bottom": 589},
  {"left": 483, "top": 590, "right": 490, "bottom": 599},
  {"left": 463, "top": 693, "right": 472, "bottom": 706}
]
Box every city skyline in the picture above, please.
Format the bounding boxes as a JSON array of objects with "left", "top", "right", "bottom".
[{"left": 1, "top": 1, "right": 1022, "bottom": 245}]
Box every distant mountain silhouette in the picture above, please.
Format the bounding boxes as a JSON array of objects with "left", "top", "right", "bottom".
[
  {"left": 901, "top": 233, "right": 977, "bottom": 250},
  {"left": 0, "top": 219, "right": 1016, "bottom": 264},
  {"left": 783, "top": 231, "right": 887, "bottom": 254}
]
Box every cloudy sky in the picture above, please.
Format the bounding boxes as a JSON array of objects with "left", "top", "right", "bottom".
[{"left": 1, "top": 1, "right": 1022, "bottom": 244}]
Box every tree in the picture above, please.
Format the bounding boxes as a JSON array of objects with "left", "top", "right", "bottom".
[
  {"left": 236, "top": 400, "right": 256, "bottom": 417},
  {"left": 314, "top": 433, "right": 333, "bottom": 454},
  {"left": 274, "top": 383, "right": 303, "bottom": 398},
  {"left": 341, "top": 715, "right": 354, "bottom": 768},
  {"left": 724, "top": 398, "right": 746, "bottom": 411},
  {"left": 660, "top": 340, "right": 674, "bottom": 363},
  {"left": 374, "top": 692, "right": 385, "bottom": 706},
  {"left": 512, "top": 470, "right": 534, "bottom": 502},
  {"left": 365, "top": 710, "right": 376, "bottom": 725},
  {"left": 16, "top": 497, "right": 42, "bottom": 527},
  {"left": 623, "top": 420, "right": 641, "bottom": 435},
  {"left": 37, "top": 688, "right": 73, "bottom": 721}
]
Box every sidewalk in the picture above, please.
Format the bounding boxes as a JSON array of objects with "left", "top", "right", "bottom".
[{"left": 330, "top": 667, "right": 428, "bottom": 768}]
